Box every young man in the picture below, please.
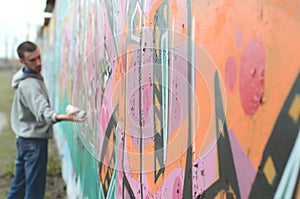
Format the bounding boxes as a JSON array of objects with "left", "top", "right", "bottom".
[{"left": 7, "top": 41, "right": 86, "bottom": 199}]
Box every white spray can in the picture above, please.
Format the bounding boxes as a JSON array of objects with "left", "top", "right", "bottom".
[{"left": 65, "top": 104, "right": 87, "bottom": 119}]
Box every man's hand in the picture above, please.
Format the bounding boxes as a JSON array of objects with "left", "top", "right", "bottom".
[{"left": 56, "top": 110, "right": 87, "bottom": 122}]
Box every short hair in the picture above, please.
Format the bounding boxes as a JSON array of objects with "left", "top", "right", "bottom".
[{"left": 17, "top": 41, "right": 38, "bottom": 59}]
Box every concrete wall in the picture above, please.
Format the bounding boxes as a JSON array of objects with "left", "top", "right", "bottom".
[{"left": 41, "top": 0, "right": 300, "bottom": 198}]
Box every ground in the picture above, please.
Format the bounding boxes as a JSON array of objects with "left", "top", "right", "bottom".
[
  {"left": 0, "top": 68, "right": 67, "bottom": 198},
  {"left": 0, "top": 141, "right": 67, "bottom": 199}
]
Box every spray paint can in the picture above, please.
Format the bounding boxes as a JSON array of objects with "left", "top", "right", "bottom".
[{"left": 65, "top": 104, "right": 87, "bottom": 119}]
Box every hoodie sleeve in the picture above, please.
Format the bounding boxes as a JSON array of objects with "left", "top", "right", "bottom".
[{"left": 20, "top": 79, "right": 58, "bottom": 124}]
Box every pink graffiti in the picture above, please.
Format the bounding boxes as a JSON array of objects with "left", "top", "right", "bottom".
[
  {"left": 239, "top": 37, "right": 265, "bottom": 116},
  {"left": 225, "top": 55, "right": 237, "bottom": 92},
  {"left": 228, "top": 129, "right": 256, "bottom": 199},
  {"left": 235, "top": 27, "right": 243, "bottom": 49}
]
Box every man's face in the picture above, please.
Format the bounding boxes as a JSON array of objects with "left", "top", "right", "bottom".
[{"left": 20, "top": 48, "right": 42, "bottom": 73}]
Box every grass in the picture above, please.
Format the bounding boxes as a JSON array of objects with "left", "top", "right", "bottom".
[
  {"left": 0, "top": 69, "right": 16, "bottom": 175},
  {"left": 0, "top": 69, "right": 17, "bottom": 197},
  {"left": 0, "top": 68, "right": 65, "bottom": 198}
]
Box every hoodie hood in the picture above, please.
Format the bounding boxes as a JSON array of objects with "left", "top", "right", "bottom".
[{"left": 12, "top": 67, "right": 44, "bottom": 89}]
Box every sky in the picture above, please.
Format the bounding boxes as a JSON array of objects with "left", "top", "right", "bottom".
[{"left": 0, "top": 0, "right": 48, "bottom": 58}]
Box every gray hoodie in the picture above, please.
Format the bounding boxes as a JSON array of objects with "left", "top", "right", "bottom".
[{"left": 11, "top": 68, "right": 58, "bottom": 139}]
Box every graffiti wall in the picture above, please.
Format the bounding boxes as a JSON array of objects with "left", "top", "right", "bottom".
[{"left": 41, "top": 0, "right": 300, "bottom": 198}]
